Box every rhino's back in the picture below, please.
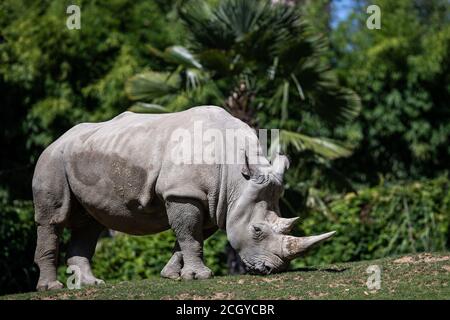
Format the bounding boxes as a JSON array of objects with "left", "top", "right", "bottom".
[{"left": 56, "top": 106, "right": 245, "bottom": 234}]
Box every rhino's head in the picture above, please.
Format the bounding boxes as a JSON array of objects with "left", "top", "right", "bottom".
[{"left": 227, "top": 153, "right": 335, "bottom": 275}]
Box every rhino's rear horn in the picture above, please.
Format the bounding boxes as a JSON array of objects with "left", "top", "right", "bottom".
[
  {"left": 281, "top": 231, "right": 336, "bottom": 260},
  {"left": 270, "top": 217, "right": 299, "bottom": 234}
]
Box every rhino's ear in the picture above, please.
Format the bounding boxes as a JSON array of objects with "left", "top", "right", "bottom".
[
  {"left": 271, "top": 154, "right": 289, "bottom": 182},
  {"left": 241, "top": 152, "right": 258, "bottom": 180},
  {"left": 241, "top": 152, "right": 271, "bottom": 184}
]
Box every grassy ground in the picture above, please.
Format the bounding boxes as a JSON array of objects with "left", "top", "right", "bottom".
[{"left": 2, "top": 252, "right": 449, "bottom": 300}]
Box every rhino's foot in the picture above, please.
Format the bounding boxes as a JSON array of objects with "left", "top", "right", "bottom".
[
  {"left": 161, "top": 269, "right": 181, "bottom": 280},
  {"left": 79, "top": 274, "right": 105, "bottom": 286},
  {"left": 36, "top": 280, "right": 64, "bottom": 291},
  {"left": 80, "top": 277, "right": 105, "bottom": 286},
  {"left": 181, "top": 265, "right": 213, "bottom": 280},
  {"left": 161, "top": 251, "right": 183, "bottom": 280},
  {"left": 67, "top": 256, "right": 105, "bottom": 287}
]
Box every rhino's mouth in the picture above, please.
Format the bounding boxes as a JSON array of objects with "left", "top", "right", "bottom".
[{"left": 241, "top": 257, "right": 286, "bottom": 275}]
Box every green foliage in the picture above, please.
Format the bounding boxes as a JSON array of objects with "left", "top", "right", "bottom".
[
  {"left": 0, "top": 0, "right": 183, "bottom": 197},
  {"left": 293, "top": 176, "right": 450, "bottom": 268},
  {"left": 0, "top": 190, "right": 37, "bottom": 294},
  {"left": 299, "top": 0, "right": 332, "bottom": 34},
  {"left": 89, "top": 231, "right": 228, "bottom": 281},
  {"left": 332, "top": 0, "right": 450, "bottom": 183}
]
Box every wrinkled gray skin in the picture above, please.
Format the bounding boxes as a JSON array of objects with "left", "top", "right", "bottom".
[{"left": 33, "top": 106, "right": 334, "bottom": 291}]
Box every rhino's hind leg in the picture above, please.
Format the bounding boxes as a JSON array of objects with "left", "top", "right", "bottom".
[
  {"left": 165, "top": 199, "right": 213, "bottom": 280},
  {"left": 35, "top": 225, "right": 64, "bottom": 291},
  {"left": 33, "top": 152, "right": 72, "bottom": 291},
  {"left": 66, "top": 219, "right": 105, "bottom": 286}
]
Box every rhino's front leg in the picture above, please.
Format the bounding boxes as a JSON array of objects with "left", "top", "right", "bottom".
[
  {"left": 165, "top": 199, "right": 213, "bottom": 280},
  {"left": 160, "top": 242, "right": 182, "bottom": 279},
  {"left": 161, "top": 227, "right": 218, "bottom": 279}
]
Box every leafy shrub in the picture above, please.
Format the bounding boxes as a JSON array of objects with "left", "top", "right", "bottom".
[
  {"left": 333, "top": 0, "right": 450, "bottom": 182},
  {"left": 0, "top": 190, "right": 37, "bottom": 294},
  {"left": 91, "top": 230, "right": 228, "bottom": 281},
  {"left": 293, "top": 176, "right": 450, "bottom": 268},
  {"left": 0, "top": 0, "right": 183, "bottom": 198}
]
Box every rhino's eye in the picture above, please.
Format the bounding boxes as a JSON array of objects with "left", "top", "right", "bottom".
[{"left": 252, "top": 224, "right": 264, "bottom": 240}]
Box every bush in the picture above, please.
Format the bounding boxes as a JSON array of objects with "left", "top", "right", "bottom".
[
  {"left": 293, "top": 176, "right": 450, "bottom": 268},
  {"left": 90, "top": 230, "right": 228, "bottom": 281},
  {"left": 0, "top": 190, "right": 37, "bottom": 295},
  {"left": 333, "top": 0, "right": 450, "bottom": 182}
]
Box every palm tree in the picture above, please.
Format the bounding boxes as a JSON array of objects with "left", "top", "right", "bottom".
[{"left": 126, "top": 0, "right": 360, "bottom": 160}]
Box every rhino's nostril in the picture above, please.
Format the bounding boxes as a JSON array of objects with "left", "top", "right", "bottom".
[{"left": 263, "top": 264, "right": 273, "bottom": 274}]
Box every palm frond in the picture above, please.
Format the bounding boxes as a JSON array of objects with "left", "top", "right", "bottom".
[
  {"left": 147, "top": 45, "right": 203, "bottom": 70},
  {"left": 197, "top": 49, "right": 233, "bottom": 75},
  {"left": 281, "top": 80, "right": 289, "bottom": 125},
  {"left": 213, "top": 0, "right": 269, "bottom": 40},
  {"left": 128, "top": 103, "right": 169, "bottom": 113},
  {"left": 125, "top": 71, "right": 181, "bottom": 101},
  {"left": 185, "top": 68, "right": 208, "bottom": 91},
  {"left": 279, "top": 130, "right": 353, "bottom": 160},
  {"left": 164, "top": 46, "right": 203, "bottom": 70},
  {"left": 311, "top": 85, "right": 361, "bottom": 125},
  {"left": 178, "top": 0, "right": 235, "bottom": 50},
  {"left": 290, "top": 73, "right": 305, "bottom": 100}
]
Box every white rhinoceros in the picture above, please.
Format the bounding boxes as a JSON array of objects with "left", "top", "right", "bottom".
[{"left": 32, "top": 106, "right": 334, "bottom": 291}]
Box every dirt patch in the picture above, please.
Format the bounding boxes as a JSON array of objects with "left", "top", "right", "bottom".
[
  {"left": 328, "top": 282, "right": 347, "bottom": 288},
  {"left": 261, "top": 277, "right": 282, "bottom": 283},
  {"left": 211, "top": 292, "right": 235, "bottom": 299},
  {"left": 393, "top": 254, "right": 450, "bottom": 264},
  {"left": 442, "top": 265, "right": 450, "bottom": 272},
  {"left": 393, "top": 256, "right": 415, "bottom": 264},
  {"left": 161, "top": 293, "right": 203, "bottom": 300},
  {"left": 161, "top": 292, "right": 235, "bottom": 300},
  {"left": 420, "top": 254, "right": 450, "bottom": 263},
  {"left": 286, "top": 295, "right": 304, "bottom": 300}
]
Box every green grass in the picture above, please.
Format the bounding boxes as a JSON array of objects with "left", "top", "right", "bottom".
[{"left": 2, "top": 252, "right": 450, "bottom": 300}]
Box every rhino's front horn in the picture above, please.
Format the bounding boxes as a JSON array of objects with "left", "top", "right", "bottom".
[
  {"left": 271, "top": 217, "right": 299, "bottom": 234},
  {"left": 281, "top": 231, "right": 336, "bottom": 260}
]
